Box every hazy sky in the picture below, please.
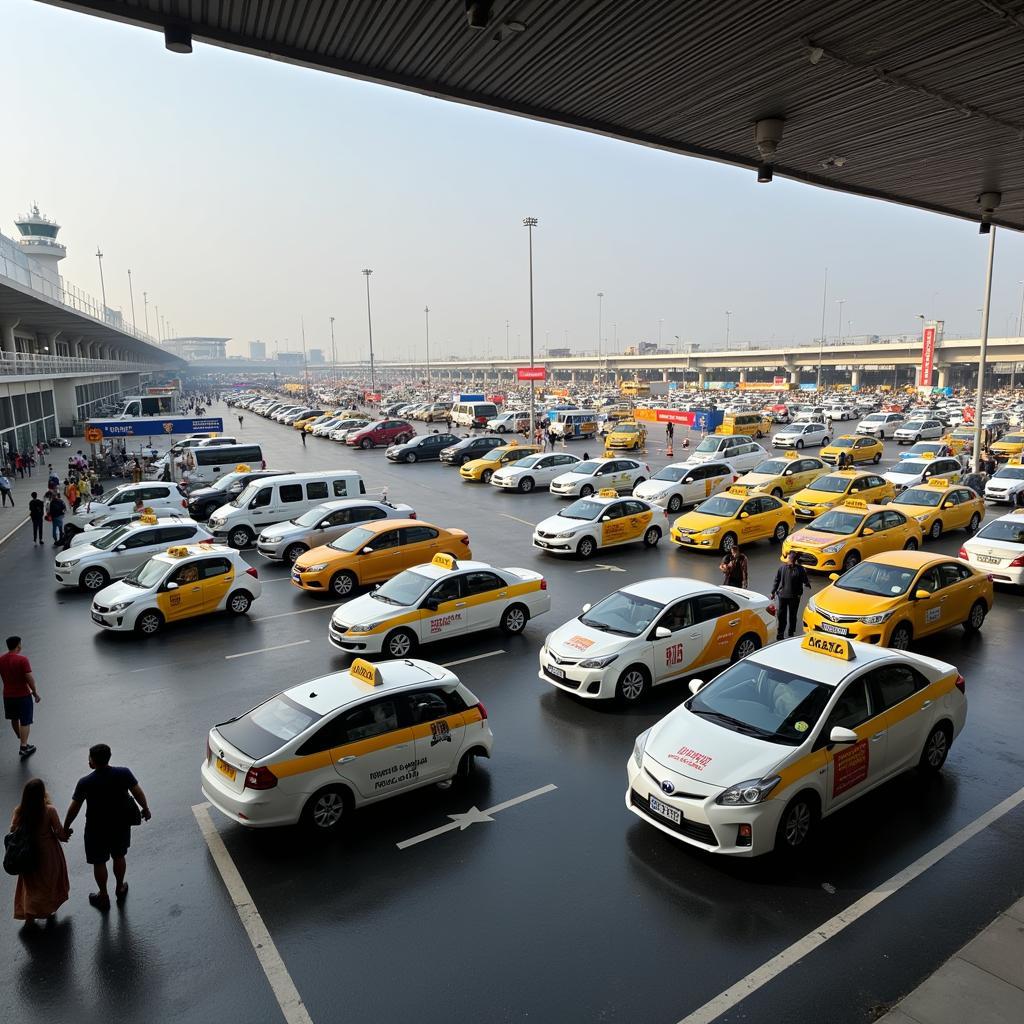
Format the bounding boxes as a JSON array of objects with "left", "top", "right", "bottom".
[{"left": 4, "top": 0, "right": 1024, "bottom": 361}]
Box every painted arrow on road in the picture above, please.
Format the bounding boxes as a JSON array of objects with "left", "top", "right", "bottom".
[{"left": 576, "top": 564, "right": 626, "bottom": 573}]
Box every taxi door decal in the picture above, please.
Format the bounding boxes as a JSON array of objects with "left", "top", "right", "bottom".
[
  {"left": 601, "top": 509, "right": 651, "bottom": 545},
  {"left": 705, "top": 478, "right": 713, "bottom": 497},
  {"left": 689, "top": 610, "right": 766, "bottom": 670},
  {"left": 202, "top": 566, "right": 235, "bottom": 612}
]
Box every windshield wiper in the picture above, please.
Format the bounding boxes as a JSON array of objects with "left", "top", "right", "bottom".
[
  {"left": 578, "top": 619, "right": 633, "bottom": 636},
  {"left": 374, "top": 594, "right": 402, "bottom": 605},
  {"left": 692, "top": 708, "right": 770, "bottom": 737}
]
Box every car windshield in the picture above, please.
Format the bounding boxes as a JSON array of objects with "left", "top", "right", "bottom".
[
  {"left": 952, "top": 430, "right": 978, "bottom": 440},
  {"left": 231, "top": 483, "right": 260, "bottom": 508},
  {"left": 893, "top": 461, "right": 931, "bottom": 476},
  {"left": 91, "top": 525, "right": 134, "bottom": 550},
  {"left": 217, "top": 694, "right": 322, "bottom": 760},
  {"left": 689, "top": 661, "right": 832, "bottom": 745},
  {"left": 615, "top": 424, "right": 640, "bottom": 433},
  {"left": 753, "top": 459, "right": 793, "bottom": 475},
  {"left": 122, "top": 558, "right": 170, "bottom": 589},
  {"left": 807, "top": 475, "right": 852, "bottom": 493},
  {"left": 976, "top": 519, "right": 1024, "bottom": 543},
  {"left": 695, "top": 437, "right": 723, "bottom": 453},
  {"left": 898, "top": 487, "right": 943, "bottom": 506},
  {"left": 514, "top": 454, "right": 544, "bottom": 468},
  {"left": 806, "top": 510, "right": 864, "bottom": 534},
  {"left": 570, "top": 460, "right": 602, "bottom": 475},
  {"left": 1000, "top": 434, "right": 1024, "bottom": 444},
  {"left": 903, "top": 421, "right": 928, "bottom": 430},
  {"left": 579, "top": 590, "right": 663, "bottom": 636},
  {"left": 830, "top": 437, "right": 855, "bottom": 448},
  {"left": 652, "top": 465, "right": 689, "bottom": 482},
  {"left": 862, "top": 415, "right": 884, "bottom": 422},
  {"left": 558, "top": 499, "right": 603, "bottom": 521},
  {"left": 695, "top": 495, "right": 743, "bottom": 517},
  {"left": 835, "top": 560, "right": 918, "bottom": 597},
  {"left": 994, "top": 467, "right": 1024, "bottom": 480},
  {"left": 483, "top": 447, "right": 510, "bottom": 460},
  {"left": 293, "top": 505, "right": 333, "bottom": 527},
  {"left": 328, "top": 526, "right": 375, "bottom": 552},
  {"left": 909, "top": 443, "right": 944, "bottom": 455},
  {"left": 373, "top": 568, "right": 434, "bottom": 606}
]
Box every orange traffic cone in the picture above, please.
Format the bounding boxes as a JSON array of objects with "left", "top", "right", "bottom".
[{"left": 665, "top": 439, "right": 673, "bottom": 457}]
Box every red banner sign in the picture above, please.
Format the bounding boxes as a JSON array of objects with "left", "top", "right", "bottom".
[
  {"left": 364, "top": 391, "right": 382, "bottom": 402},
  {"left": 517, "top": 366, "right": 547, "bottom": 381},
  {"left": 832, "top": 739, "right": 869, "bottom": 797},
  {"left": 919, "top": 326, "right": 936, "bottom": 386},
  {"left": 487, "top": 394, "right": 505, "bottom": 405}
]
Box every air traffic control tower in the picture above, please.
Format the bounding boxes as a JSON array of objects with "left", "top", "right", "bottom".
[{"left": 15, "top": 203, "right": 66, "bottom": 289}]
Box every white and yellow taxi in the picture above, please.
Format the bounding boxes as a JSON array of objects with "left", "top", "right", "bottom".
[
  {"left": 90, "top": 543, "right": 262, "bottom": 635},
  {"left": 532, "top": 490, "right": 665, "bottom": 559},
  {"left": 329, "top": 553, "right": 550, "bottom": 658},
  {"left": 549, "top": 457, "right": 649, "bottom": 498},
  {"left": 626, "top": 634, "right": 966, "bottom": 856},
  {"left": 540, "top": 579, "right": 773, "bottom": 702},
  {"left": 670, "top": 487, "right": 794, "bottom": 553},
  {"left": 733, "top": 452, "right": 827, "bottom": 499},
  {"left": 788, "top": 469, "right": 896, "bottom": 521},
  {"left": 781, "top": 500, "right": 922, "bottom": 574},
  {"left": 883, "top": 454, "right": 963, "bottom": 494},
  {"left": 633, "top": 460, "right": 737, "bottom": 513},
  {"left": 889, "top": 479, "right": 985, "bottom": 540},
  {"left": 201, "top": 658, "right": 493, "bottom": 832}
]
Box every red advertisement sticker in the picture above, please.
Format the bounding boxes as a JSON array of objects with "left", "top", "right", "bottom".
[
  {"left": 565, "top": 635, "right": 594, "bottom": 652},
  {"left": 667, "top": 746, "right": 713, "bottom": 772},
  {"left": 832, "top": 739, "right": 869, "bottom": 797}
]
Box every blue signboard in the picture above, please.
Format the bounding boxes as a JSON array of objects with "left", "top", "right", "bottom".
[
  {"left": 457, "top": 393, "right": 486, "bottom": 402},
  {"left": 86, "top": 417, "right": 225, "bottom": 438}
]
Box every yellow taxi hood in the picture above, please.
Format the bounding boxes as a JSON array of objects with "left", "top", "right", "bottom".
[
  {"left": 890, "top": 498, "right": 937, "bottom": 513},
  {"left": 674, "top": 510, "right": 731, "bottom": 532},
  {"left": 461, "top": 456, "right": 496, "bottom": 472},
  {"left": 789, "top": 529, "right": 843, "bottom": 549},
  {"left": 992, "top": 439, "right": 1024, "bottom": 451},
  {"left": 791, "top": 487, "right": 839, "bottom": 504},
  {"left": 814, "top": 586, "right": 900, "bottom": 616},
  {"left": 294, "top": 542, "right": 337, "bottom": 569},
  {"left": 739, "top": 471, "right": 775, "bottom": 485}
]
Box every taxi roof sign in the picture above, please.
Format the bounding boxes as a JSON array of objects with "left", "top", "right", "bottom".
[
  {"left": 843, "top": 498, "right": 868, "bottom": 509},
  {"left": 920, "top": 451, "right": 936, "bottom": 459},
  {"left": 1009, "top": 456, "right": 1022, "bottom": 465},
  {"left": 802, "top": 633, "right": 856, "bottom": 661},
  {"left": 138, "top": 513, "right": 158, "bottom": 525},
  {"left": 166, "top": 546, "right": 190, "bottom": 558},
  {"left": 350, "top": 658, "right": 383, "bottom": 687},
  {"left": 235, "top": 463, "right": 251, "bottom": 473},
  {"left": 926, "top": 477, "right": 950, "bottom": 487},
  {"left": 431, "top": 553, "right": 457, "bottom": 571},
  {"left": 142, "top": 506, "right": 156, "bottom": 515},
  {"left": 597, "top": 488, "right": 618, "bottom": 498},
  {"left": 727, "top": 485, "right": 750, "bottom": 496},
  {"left": 783, "top": 451, "right": 799, "bottom": 459}
]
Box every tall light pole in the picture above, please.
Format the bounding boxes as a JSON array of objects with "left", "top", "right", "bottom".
[
  {"left": 523, "top": 217, "right": 538, "bottom": 440},
  {"left": 658, "top": 318, "right": 664, "bottom": 347},
  {"left": 973, "top": 227, "right": 997, "bottom": 473},
  {"left": 300, "top": 316, "right": 310, "bottom": 399},
  {"left": 142, "top": 291, "right": 149, "bottom": 335},
  {"left": 95, "top": 247, "right": 107, "bottom": 317},
  {"left": 424, "top": 306, "right": 431, "bottom": 386},
  {"left": 725, "top": 310, "right": 732, "bottom": 346},
  {"left": 612, "top": 321, "right": 618, "bottom": 352},
  {"left": 362, "top": 269, "right": 376, "bottom": 393},
  {"left": 816, "top": 267, "right": 829, "bottom": 391},
  {"left": 127, "top": 268, "right": 136, "bottom": 329},
  {"left": 329, "top": 316, "right": 337, "bottom": 386},
  {"left": 154, "top": 305, "right": 161, "bottom": 344},
  {"left": 836, "top": 298, "right": 846, "bottom": 346},
  {"left": 597, "top": 291, "right": 604, "bottom": 358},
  {"left": 505, "top": 319, "right": 510, "bottom": 361}
]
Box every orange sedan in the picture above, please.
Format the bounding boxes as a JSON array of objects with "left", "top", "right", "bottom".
[{"left": 291, "top": 518, "right": 471, "bottom": 598}]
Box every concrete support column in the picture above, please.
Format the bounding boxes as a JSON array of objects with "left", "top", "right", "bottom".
[
  {"left": 850, "top": 369, "right": 861, "bottom": 388},
  {"left": 789, "top": 367, "right": 801, "bottom": 385},
  {"left": 936, "top": 365, "right": 950, "bottom": 389},
  {"left": 697, "top": 370, "right": 707, "bottom": 389},
  {"left": 0, "top": 319, "right": 18, "bottom": 355},
  {"left": 662, "top": 369, "right": 670, "bottom": 382},
  {"left": 738, "top": 369, "right": 748, "bottom": 383}
]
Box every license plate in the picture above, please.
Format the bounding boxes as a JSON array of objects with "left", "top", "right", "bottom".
[
  {"left": 91, "top": 612, "right": 104, "bottom": 624},
  {"left": 818, "top": 622, "right": 850, "bottom": 636},
  {"left": 291, "top": 570, "right": 301, "bottom": 582},
  {"left": 976, "top": 554, "right": 1000, "bottom": 564},
  {"left": 215, "top": 757, "right": 237, "bottom": 782},
  {"left": 648, "top": 795, "right": 682, "bottom": 825},
  {"left": 547, "top": 664, "right": 566, "bottom": 680}
]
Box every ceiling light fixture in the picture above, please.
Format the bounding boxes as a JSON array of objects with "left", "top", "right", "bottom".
[{"left": 754, "top": 118, "right": 785, "bottom": 184}]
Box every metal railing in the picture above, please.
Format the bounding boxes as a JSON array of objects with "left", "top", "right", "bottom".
[{"left": 0, "top": 351, "right": 163, "bottom": 378}]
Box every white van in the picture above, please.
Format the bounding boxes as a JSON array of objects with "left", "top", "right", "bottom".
[
  {"left": 206, "top": 470, "right": 366, "bottom": 549},
  {"left": 186, "top": 443, "right": 267, "bottom": 486},
  {"left": 451, "top": 401, "right": 498, "bottom": 428}
]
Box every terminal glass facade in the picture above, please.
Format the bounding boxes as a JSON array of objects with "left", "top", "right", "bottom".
[{"left": 0, "top": 387, "right": 56, "bottom": 460}]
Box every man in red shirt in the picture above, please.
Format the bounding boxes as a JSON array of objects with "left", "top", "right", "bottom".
[{"left": 0, "top": 636, "right": 41, "bottom": 758}]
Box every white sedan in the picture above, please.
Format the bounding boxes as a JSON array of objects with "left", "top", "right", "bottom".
[
  {"left": 883, "top": 456, "right": 962, "bottom": 493},
  {"left": 771, "top": 422, "right": 830, "bottom": 449},
  {"left": 539, "top": 579, "right": 773, "bottom": 701},
  {"left": 984, "top": 464, "right": 1024, "bottom": 505},
  {"left": 549, "top": 458, "right": 649, "bottom": 498},
  {"left": 633, "top": 460, "right": 736, "bottom": 513},
  {"left": 490, "top": 452, "right": 581, "bottom": 492},
  {"left": 533, "top": 492, "right": 666, "bottom": 558},
  {"left": 960, "top": 510, "right": 1024, "bottom": 585}
]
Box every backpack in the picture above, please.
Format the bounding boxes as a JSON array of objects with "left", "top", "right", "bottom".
[{"left": 3, "top": 827, "right": 36, "bottom": 876}]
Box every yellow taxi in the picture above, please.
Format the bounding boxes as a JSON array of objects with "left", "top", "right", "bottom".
[
  {"left": 819, "top": 435, "right": 884, "bottom": 467},
  {"left": 532, "top": 490, "right": 666, "bottom": 558},
  {"left": 781, "top": 499, "right": 922, "bottom": 574},
  {"left": 803, "top": 550, "right": 993, "bottom": 649},
  {"left": 942, "top": 426, "right": 993, "bottom": 455},
  {"left": 888, "top": 479, "right": 985, "bottom": 541},
  {"left": 292, "top": 411, "right": 326, "bottom": 430},
  {"left": 733, "top": 452, "right": 827, "bottom": 498},
  {"left": 460, "top": 442, "right": 541, "bottom": 484},
  {"left": 715, "top": 412, "right": 773, "bottom": 438},
  {"left": 604, "top": 421, "right": 647, "bottom": 452},
  {"left": 991, "top": 431, "right": 1024, "bottom": 461},
  {"left": 291, "top": 519, "right": 471, "bottom": 598},
  {"left": 788, "top": 469, "right": 896, "bottom": 521},
  {"left": 670, "top": 485, "right": 794, "bottom": 553}
]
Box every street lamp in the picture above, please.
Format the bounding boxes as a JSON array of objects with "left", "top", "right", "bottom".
[
  {"left": 362, "top": 269, "right": 376, "bottom": 393},
  {"left": 523, "top": 216, "right": 538, "bottom": 440},
  {"left": 836, "top": 299, "right": 846, "bottom": 345},
  {"left": 424, "top": 305, "right": 431, "bottom": 385},
  {"left": 329, "top": 316, "right": 337, "bottom": 386},
  {"left": 127, "top": 268, "right": 136, "bottom": 330},
  {"left": 596, "top": 292, "right": 604, "bottom": 358},
  {"left": 142, "top": 291, "right": 149, "bottom": 335},
  {"left": 505, "top": 319, "right": 510, "bottom": 360},
  {"left": 658, "top": 318, "right": 664, "bottom": 347},
  {"left": 725, "top": 310, "right": 732, "bottom": 346},
  {"left": 95, "top": 247, "right": 107, "bottom": 317}
]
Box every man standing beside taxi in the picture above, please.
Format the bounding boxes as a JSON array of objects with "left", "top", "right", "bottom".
[{"left": 771, "top": 551, "right": 812, "bottom": 642}]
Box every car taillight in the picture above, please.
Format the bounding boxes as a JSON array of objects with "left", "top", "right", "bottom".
[
  {"left": 460, "top": 535, "right": 470, "bottom": 545},
  {"left": 409, "top": 511, "right": 417, "bottom": 519},
  {"left": 244, "top": 765, "right": 277, "bottom": 790},
  {"left": 475, "top": 701, "right": 488, "bottom": 720},
  {"left": 540, "top": 578, "right": 547, "bottom": 590},
  {"left": 205, "top": 737, "right": 212, "bottom": 763},
  {"left": 1009, "top": 554, "right": 1024, "bottom": 567},
  {"left": 181, "top": 500, "right": 188, "bottom": 507},
  {"left": 246, "top": 566, "right": 259, "bottom": 578},
  {"left": 955, "top": 674, "right": 966, "bottom": 694},
  {"left": 958, "top": 547, "right": 968, "bottom": 559}
]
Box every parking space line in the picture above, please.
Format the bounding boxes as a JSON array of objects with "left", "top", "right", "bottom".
[
  {"left": 499, "top": 513, "right": 535, "bottom": 527},
  {"left": 226, "top": 640, "right": 311, "bottom": 660},
  {"left": 677, "top": 783, "right": 1024, "bottom": 1024},
  {"left": 442, "top": 650, "right": 504, "bottom": 667},
  {"left": 0, "top": 516, "right": 29, "bottom": 548},
  {"left": 259, "top": 576, "right": 293, "bottom": 583},
  {"left": 192, "top": 803, "right": 314, "bottom": 1024},
  {"left": 252, "top": 603, "right": 343, "bottom": 622}
]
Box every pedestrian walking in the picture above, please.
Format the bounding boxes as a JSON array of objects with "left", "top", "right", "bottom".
[
  {"left": 9, "top": 778, "right": 70, "bottom": 923},
  {"left": 0, "top": 637, "right": 41, "bottom": 759},
  {"left": 666, "top": 422, "right": 674, "bottom": 441},
  {"left": 547, "top": 426, "right": 556, "bottom": 451},
  {"left": 0, "top": 473, "right": 12, "bottom": 507},
  {"left": 301, "top": 429, "right": 307, "bottom": 447},
  {"left": 719, "top": 544, "right": 749, "bottom": 588},
  {"left": 47, "top": 467, "right": 59, "bottom": 492},
  {"left": 237, "top": 414, "right": 244, "bottom": 430},
  {"left": 14, "top": 454, "right": 24, "bottom": 479},
  {"left": 131, "top": 459, "right": 142, "bottom": 484},
  {"left": 62, "top": 743, "right": 151, "bottom": 911},
  {"left": 771, "top": 551, "right": 812, "bottom": 642},
  {"left": 46, "top": 492, "right": 66, "bottom": 545},
  {"left": 28, "top": 492, "right": 44, "bottom": 544}
]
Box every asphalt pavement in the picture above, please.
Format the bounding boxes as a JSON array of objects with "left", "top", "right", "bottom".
[{"left": 1, "top": 406, "right": 1022, "bottom": 1024}]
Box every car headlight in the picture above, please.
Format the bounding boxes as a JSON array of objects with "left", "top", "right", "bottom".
[
  {"left": 633, "top": 728, "right": 651, "bottom": 768},
  {"left": 107, "top": 601, "right": 134, "bottom": 612},
  {"left": 579, "top": 653, "right": 619, "bottom": 669},
  {"left": 556, "top": 529, "right": 578, "bottom": 538},
  {"left": 821, "top": 542, "right": 846, "bottom": 554},
  {"left": 348, "top": 622, "right": 383, "bottom": 633},
  {"left": 860, "top": 609, "right": 896, "bottom": 625},
  {"left": 302, "top": 562, "right": 328, "bottom": 573},
  {"left": 701, "top": 526, "right": 721, "bottom": 535},
  {"left": 716, "top": 775, "right": 781, "bottom": 805},
  {"left": 58, "top": 558, "right": 81, "bottom": 568},
  {"left": 915, "top": 514, "right": 931, "bottom": 523}
]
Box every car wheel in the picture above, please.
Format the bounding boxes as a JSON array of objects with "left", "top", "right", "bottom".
[
  {"left": 873, "top": 452, "right": 882, "bottom": 463},
  {"left": 643, "top": 526, "right": 661, "bottom": 548},
  {"left": 615, "top": 665, "right": 649, "bottom": 703},
  {"left": 842, "top": 550, "right": 861, "bottom": 571},
  {"left": 360, "top": 438, "right": 372, "bottom": 450},
  {"left": 720, "top": 532, "right": 737, "bottom": 554},
  {"left": 135, "top": 610, "right": 163, "bottom": 636},
  {"left": 772, "top": 522, "right": 789, "bottom": 543},
  {"left": 968, "top": 511, "right": 981, "bottom": 532},
  {"left": 771, "top": 487, "right": 784, "bottom": 498},
  {"left": 498, "top": 425, "right": 507, "bottom": 433},
  {"left": 284, "top": 543, "right": 308, "bottom": 565},
  {"left": 890, "top": 622, "right": 913, "bottom": 650},
  {"left": 904, "top": 536, "right": 919, "bottom": 550},
  {"left": 481, "top": 468, "right": 493, "bottom": 484},
  {"left": 731, "top": 633, "right": 761, "bottom": 662},
  {"left": 579, "top": 484, "right": 595, "bottom": 498},
  {"left": 500, "top": 604, "right": 528, "bottom": 634},
  {"left": 518, "top": 477, "right": 535, "bottom": 493},
  {"left": 918, "top": 724, "right": 951, "bottom": 773},
  {"left": 227, "top": 590, "right": 252, "bottom": 615},
  {"left": 930, "top": 520, "right": 943, "bottom": 540},
  {"left": 775, "top": 793, "right": 818, "bottom": 853},
  {"left": 330, "top": 570, "right": 357, "bottom": 597},
  {"left": 405, "top": 452, "right": 417, "bottom": 463},
  {"left": 667, "top": 494, "right": 683, "bottom": 512},
  {"left": 456, "top": 749, "right": 480, "bottom": 779},
  {"left": 576, "top": 536, "right": 596, "bottom": 559},
  {"left": 459, "top": 455, "right": 471, "bottom": 466},
  {"left": 302, "top": 786, "right": 348, "bottom": 832},
  {"left": 384, "top": 627, "right": 416, "bottom": 658},
  {"left": 964, "top": 599, "right": 986, "bottom": 633},
  {"left": 80, "top": 566, "right": 110, "bottom": 593},
  {"left": 229, "top": 527, "right": 253, "bottom": 549},
  {"left": 795, "top": 439, "right": 804, "bottom": 449}
]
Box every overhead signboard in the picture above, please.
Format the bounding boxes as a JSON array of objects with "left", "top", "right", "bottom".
[
  {"left": 517, "top": 366, "right": 547, "bottom": 381},
  {"left": 85, "top": 417, "right": 225, "bottom": 438}
]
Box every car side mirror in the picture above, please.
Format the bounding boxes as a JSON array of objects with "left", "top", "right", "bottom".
[
  {"left": 361, "top": 546, "right": 374, "bottom": 554},
  {"left": 653, "top": 626, "right": 673, "bottom": 640},
  {"left": 601, "top": 515, "right": 612, "bottom": 521},
  {"left": 318, "top": 521, "right": 331, "bottom": 529},
  {"left": 913, "top": 589, "right": 930, "bottom": 601},
  {"left": 828, "top": 726, "right": 858, "bottom": 745},
  {"left": 166, "top": 581, "right": 179, "bottom": 591},
  {"left": 784, "top": 470, "right": 793, "bottom": 475},
  {"left": 688, "top": 678, "right": 705, "bottom": 695},
  {"left": 114, "top": 544, "right": 127, "bottom": 552},
  {"left": 861, "top": 527, "right": 874, "bottom": 536},
  {"left": 424, "top": 597, "right": 440, "bottom": 611},
  {"left": 739, "top": 511, "right": 749, "bottom": 519},
  {"left": 828, "top": 572, "right": 840, "bottom": 582},
  {"left": 581, "top": 603, "right": 592, "bottom": 613}
]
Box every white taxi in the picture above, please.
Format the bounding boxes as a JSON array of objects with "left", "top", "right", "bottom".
[
  {"left": 532, "top": 491, "right": 666, "bottom": 559},
  {"left": 200, "top": 658, "right": 493, "bottom": 832},
  {"left": 883, "top": 455, "right": 963, "bottom": 493},
  {"left": 632, "top": 460, "right": 736, "bottom": 513},
  {"left": 91, "top": 543, "right": 262, "bottom": 635},
  {"left": 549, "top": 457, "right": 649, "bottom": 498},
  {"left": 626, "top": 634, "right": 966, "bottom": 856},
  {"left": 960, "top": 509, "right": 1024, "bottom": 586},
  {"left": 489, "top": 452, "right": 581, "bottom": 492},
  {"left": 329, "top": 553, "right": 550, "bottom": 657},
  {"left": 984, "top": 459, "right": 1024, "bottom": 505},
  {"left": 540, "top": 579, "right": 773, "bottom": 702}
]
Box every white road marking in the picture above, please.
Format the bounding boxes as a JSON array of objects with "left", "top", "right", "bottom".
[
  {"left": 259, "top": 576, "right": 293, "bottom": 583},
  {"left": 576, "top": 563, "right": 626, "bottom": 573},
  {"left": 397, "top": 783, "right": 557, "bottom": 850},
  {"left": 677, "top": 782, "right": 1024, "bottom": 1024},
  {"left": 441, "top": 650, "right": 504, "bottom": 667},
  {"left": 226, "top": 640, "right": 311, "bottom": 660},
  {"left": 252, "top": 603, "right": 343, "bottom": 622},
  {"left": 499, "top": 512, "right": 535, "bottom": 527},
  {"left": 0, "top": 515, "right": 29, "bottom": 548},
  {"left": 192, "top": 803, "right": 314, "bottom": 1024}
]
